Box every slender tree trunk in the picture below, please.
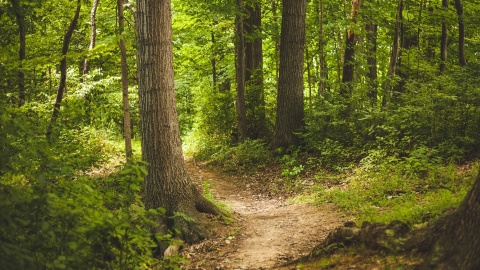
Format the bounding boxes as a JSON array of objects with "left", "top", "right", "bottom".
[
  {"left": 340, "top": 0, "right": 361, "bottom": 99},
  {"left": 211, "top": 30, "right": 217, "bottom": 89},
  {"left": 440, "top": 0, "right": 448, "bottom": 73},
  {"left": 46, "top": 0, "right": 81, "bottom": 140},
  {"left": 270, "top": 0, "right": 280, "bottom": 82},
  {"left": 317, "top": 0, "right": 327, "bottom": 95},
  {"left": 10, "top": 0, "right": 26, "bottom": 107},
  {"left": 454, "top": 0, "right": 467, "bottom": 66},
  {"left": 272, "top": 0, "right": 306, "bottom": 149},
  {"left": 235, "top": 0, "right": 247, "bottom": 142},
  {"left": 245, "top": 1, "right": 267, "bottom": 139},
  {"left": 83, "top": 0, "right": 100, "bottom": 76},
  {"left": 383, "top": 0, "right": 402, "bottom": 107},
  {"left": 365, "top": 2, "right": 378, "bottom": 105},
  {"left": 117, "top": 0, "right": 132, "bottom": 160},
  {"left": 135, "top": 0, "right": 221, "bottom": 244}
]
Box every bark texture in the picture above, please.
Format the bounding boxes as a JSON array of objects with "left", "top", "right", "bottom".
[
  {"left": 135, "top": 0, "right": 221, "bottom": 244},
  {"left": 272, "top": 0, "right": 306, "bottom": 149}
]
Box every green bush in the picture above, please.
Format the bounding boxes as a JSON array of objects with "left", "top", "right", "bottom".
[{"left": 0, "top": 161, "right": 179, "bottom": 270}]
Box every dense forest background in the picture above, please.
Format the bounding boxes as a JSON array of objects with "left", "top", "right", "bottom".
[{"left": 1, "top": 0, "right": 480, "bottom": 268}]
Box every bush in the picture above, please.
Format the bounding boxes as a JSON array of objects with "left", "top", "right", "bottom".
[{"left": 0, "top": 161, "right": 179, "bottom": 270}]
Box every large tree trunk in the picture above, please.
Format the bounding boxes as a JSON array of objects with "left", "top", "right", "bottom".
[
  {"left": 272, "top": 0, "right": 306, "bottom": 149},
  {"left": 425, "top": 171, "right": 480, "bottom": 269},
  {"left": 440, "top": 0, "right": 448, "bottom": 73},
  {"left": 235, "top": 0, "right": 247, "bottom": 142},
  {"left": 10, "top": 0, "right": 26, "bottom": 107},
  {"left": 46, "top": 0, "right": 81, "bottom": 140},
  {"left": 117, "top": 0, "right": 132, "bottom": 161},
  {"left": 454, "top": 0, "right": 467, "bottom": 66},
  {"left": 245, "top": 1, "right": 267, "bottom": 139},
  {"left": 83, "top": 0, "right": 100, "bottom": 76},
  {"left": 135, "top": 0, "right": 221, "bottom": 244}
]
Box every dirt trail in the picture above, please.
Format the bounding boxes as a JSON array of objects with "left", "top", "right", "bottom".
[{"left": 184, "top": 162, "right": 346, "bottom": 270}]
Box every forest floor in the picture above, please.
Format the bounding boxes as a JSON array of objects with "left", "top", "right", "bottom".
[{"left": 182, "top": 161, "right": 347, "bottom": 269}]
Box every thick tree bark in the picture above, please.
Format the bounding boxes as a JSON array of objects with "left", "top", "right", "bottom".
[
  {"left": 10, "top": 0, "right": 26, "bottom": 107},
  {"left": 340, "top": 0, "right": 361, "bottom": 99},
  {"left": 272, "top": 0, "right": 306, "bottom": 149},
  {"left": 46, "top": 0, "right": 81, "bottom": 140},
  {"left": 440, "top": 0, "right": 448, "bottom": 73},
  {"left": 83, "top": 0, "right": 100, "bottom": 76},
  {"left": 235, "top": 0, "right": 247, "bottom": 142},
  {"left": 117, "top": 0, "right": 132, "bottom": 160},
  {"left": 245, "top": 1, "right": 267, "bottom": 139},
  {"left": 135, "top": 0, "right": 221, "bottom": 244},
  {"left": 454, "top": 0, "right": 467, "bottom": 66}
]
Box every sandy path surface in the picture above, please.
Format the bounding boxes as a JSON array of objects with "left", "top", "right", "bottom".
[{"left": 184, "top": 162, "right": 345, "bottom": 270}]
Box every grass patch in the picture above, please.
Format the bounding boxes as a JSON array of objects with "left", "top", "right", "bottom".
[{"left": 314, "top": 162, "right": 478, "bottom": 226}]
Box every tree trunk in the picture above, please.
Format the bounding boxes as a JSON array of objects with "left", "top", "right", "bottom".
[
  {"left": 317, "top": 0, "right": 327, "bottom": 96},
  {"left": 245, "top": 1, "right": 267, "bottom": 139},
  {"left": 365, "top": 1, "right": 377, "bottom": 106},
  {"left": 46, "top": 0, "right": 81, "bottom": 141},
  {"left": 272, "top": 0, "right": 306, "bottom": 149},
  {"left": 426, "top": 171, "right": 480, "bottom": 269},
  {"left": 10, "top": 0, "right": 26, "bottom": 107},
  {"left": 135, "top": 0, "right": 221, "bottom": 244},
  {"left": 383, "top": 0, "right": 402, "bottom": 107},
  {"left": 117, "top": 0, "right": 132, "bottom": 161},
  {"left": 83, "top": 0, "right": 100, "bottom": 76},
  {"left": 454, "top": 0, "right": 467, "bottom": 66},
  {"left": 340, "top": 0, "right": 361, "bottom": 99},
  {"left": 235, "top": 0, "right": 247, "bottom": 142},
  {"left": 270, "top": 0, "right": 280, "bottom": 82},
  {"left": 440, "top": 0, "right": 448, "bottom": 73}
]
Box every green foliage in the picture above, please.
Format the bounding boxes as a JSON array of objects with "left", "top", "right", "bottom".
[
  {"left": 0, "top": 160, "right": 179, "bottom": 270},
  {"left": 315, "top": 162, "right": 478, "bottom": 226},
  {"left": 192, "top": 139, "right": 270, "bottom": 173}
]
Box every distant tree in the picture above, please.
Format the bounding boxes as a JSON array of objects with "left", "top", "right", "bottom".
[
  {"left": 440, "top": 0, "right": 448, "bottom": 73},
  {"left": 235, "top": 0, "right": 247, "bottom": 142},
  {"left": 117, "top": 0, "right": 132, "bottom": 160},
  {"left": 9, "top": 0, "right": 26, "bottom": 107},
  {"left": 135, "top": 0, "right": 221, "bottom": 244},
  {"left": 383, "top": 0, "right": 402, "bottom": 107},
  {"left": 46, "top": 0, "right": 81, "bottom": 140},
  {"left": 244, "top": 0, "right": 267, "bottom": 139},
  {"left": 340, "top": 0, "right": 361, "bottom": 99},
  {"left": 272, "top": 0, "right": 306, "bottom": 149},
  {"left": 454, "top": 0, "right": 467, "bottom": 66},
  {"left": 82, "top": 0, "right": 100, "bottom": 76}
]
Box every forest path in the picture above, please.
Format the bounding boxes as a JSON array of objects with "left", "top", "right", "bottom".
[{"left": 184, "top": 161, "right": 346, "bottom": 270}]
